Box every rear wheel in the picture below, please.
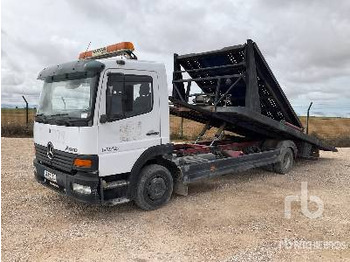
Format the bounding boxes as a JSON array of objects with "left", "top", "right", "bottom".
[
  {"left": 135, "top": 164, "right": 173, "bottom": 210},
  {"left": 261, "top": 164, "right": 274, "bottom": 172},
  {"left": 274, "top": 148, "right": 294, "bottom": 174}
]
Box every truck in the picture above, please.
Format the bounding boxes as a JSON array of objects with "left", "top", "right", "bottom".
[{"left": 33, "top": 40, "right": 336, "bottom": 210}]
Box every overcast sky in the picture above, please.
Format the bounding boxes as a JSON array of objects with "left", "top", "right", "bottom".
[{"left": 2, "top": 0, "right": 350, "bottom": 116}]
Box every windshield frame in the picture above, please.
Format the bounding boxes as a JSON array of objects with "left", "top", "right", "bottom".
[{"left": 36, "top": 72, "right": 100, "bottom": 127}]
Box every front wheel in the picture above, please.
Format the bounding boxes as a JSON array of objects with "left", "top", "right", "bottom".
[{"left": 135, "top": 164, "right": 173, "bottom": 210}]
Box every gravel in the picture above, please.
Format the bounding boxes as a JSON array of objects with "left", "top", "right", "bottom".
[{"left": 1, "top": 138, "right": 350, "bottom": 261}]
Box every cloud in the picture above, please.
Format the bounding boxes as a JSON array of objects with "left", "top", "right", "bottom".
[{"left": 1, "top": 0, "right": 350, "bottom": 116}]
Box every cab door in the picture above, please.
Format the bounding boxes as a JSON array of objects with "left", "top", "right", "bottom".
[{"left": 97, "top": 69, "right": 161, "bottom": 176}]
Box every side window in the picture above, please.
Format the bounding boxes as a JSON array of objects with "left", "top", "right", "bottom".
[
  {"left": 125, "top": 75, "right": 153, "bottom": 117},
  {"left": 106, "top": 73, "right": 153, "bottom": 119},
  {"left": 106, "top": 74, "right": 124, "bottom": 117}
]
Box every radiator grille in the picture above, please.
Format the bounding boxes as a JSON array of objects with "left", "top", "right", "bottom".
[{"left": 35, "top": 144, "right": 76, "bottom": 173}]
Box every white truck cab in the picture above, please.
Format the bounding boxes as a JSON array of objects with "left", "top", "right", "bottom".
[{"left": 34, "top": 42, "right": 174, "bottom": 209}]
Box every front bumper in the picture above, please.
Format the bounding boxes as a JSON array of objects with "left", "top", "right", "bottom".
[{"left": 33, "top": 159, "right": 101, "bottom": 204}]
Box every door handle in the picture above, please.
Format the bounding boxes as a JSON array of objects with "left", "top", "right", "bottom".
[{"left": 146, "top": 131, "right": 160, "bottom": 136}]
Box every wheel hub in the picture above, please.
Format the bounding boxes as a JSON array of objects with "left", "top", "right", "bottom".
[{"left": 147, "top": 177, "right": 167, "bottom": 200}]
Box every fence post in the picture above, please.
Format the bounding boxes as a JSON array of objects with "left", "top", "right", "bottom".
[
  {"left": 306, "top": 102, "right": 313, "bottom": 134},
  {"left": 22, "top": 95, "right": 29, "bottom": 126},
  {"left": 179, "top": 117, "right": 184, "bottom": 138}
]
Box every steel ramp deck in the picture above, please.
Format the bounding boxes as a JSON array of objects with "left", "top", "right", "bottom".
[
  {"left": 170, "top": 39, "right": 336, "bottom": 152},
  {"left": 170, "top": 99, "right": 336, "bottom": 152}
]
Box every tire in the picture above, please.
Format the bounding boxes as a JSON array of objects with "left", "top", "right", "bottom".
[
  {"left": 273, "top": 148, "right": 294, "bottom": 174},
  {"left": 135, "top": 164, "right": 173, "bottom": 210},
  {"left": 261, "top": 164, "right": 274, "bottom": 172}
]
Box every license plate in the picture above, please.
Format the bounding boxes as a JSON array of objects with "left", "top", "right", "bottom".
[{"left": 44, "top": 170, "right": 57, "bottom": 183}]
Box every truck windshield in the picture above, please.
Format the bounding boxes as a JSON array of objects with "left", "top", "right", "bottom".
[{"left": 36, "top": 76, "right": 97, "bottom": 125}]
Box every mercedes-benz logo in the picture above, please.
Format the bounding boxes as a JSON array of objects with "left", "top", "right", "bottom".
[{"left": 47, "top": 142, "right": 54, "bottom": 160}]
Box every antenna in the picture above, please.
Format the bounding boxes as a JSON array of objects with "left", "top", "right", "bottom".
[
  {"left": 85, "top": 41, "right": 91, "bottom": 53},
  {"left": 80, "top": 41, "right": 92, "bottom": 59}
]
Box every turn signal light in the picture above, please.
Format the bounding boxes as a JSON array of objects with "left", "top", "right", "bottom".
[
  {"left": 79, "top": 42, "right": 134, "bottom": 59},
  {"left": 74, "top": 158, "right": 92, "bottom": 168}
]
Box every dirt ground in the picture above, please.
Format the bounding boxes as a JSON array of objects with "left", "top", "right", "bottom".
[{"left": 1, "top": 138, "right": 350, "bottom": 262}]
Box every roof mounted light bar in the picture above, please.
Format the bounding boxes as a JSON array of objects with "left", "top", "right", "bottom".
[{"left": 79, "top": 42, "right": 137, "bottom": 60}]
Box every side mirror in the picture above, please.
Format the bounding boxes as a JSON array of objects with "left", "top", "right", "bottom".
[{"left": 100, "top": 114, "right": 108, "bottom": 124}]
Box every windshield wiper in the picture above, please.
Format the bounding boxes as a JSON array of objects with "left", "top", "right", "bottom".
[
  {"left": 35, "top": 113, "right": 88, "bottom": 126},
  {"left": 35, "top": 114, "right": 48, "bottom": 123},
  {"left": 55, "top": 117, "right": 88, "bottom": 126},
  {"left": 35, "top": 113, "right": 69, "bottom": 124},
  {"left": 49, "top": 113, "right": 69, "bottom": 117}
]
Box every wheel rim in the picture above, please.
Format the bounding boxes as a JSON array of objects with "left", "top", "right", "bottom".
[{"left": 146, "top": 176, "right": 167, "bottom": 200}]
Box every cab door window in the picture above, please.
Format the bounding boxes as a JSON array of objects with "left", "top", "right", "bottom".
[
  {"left": 106, "top": 74, "right": 153, "bottom": 119},
  {"left": 107, "top": 74, "right": 124, "bottom": 117}
]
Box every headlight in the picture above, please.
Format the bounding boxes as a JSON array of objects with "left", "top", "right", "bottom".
[{"left": 72, "top": 183, "right": 92, "bottom": 194}]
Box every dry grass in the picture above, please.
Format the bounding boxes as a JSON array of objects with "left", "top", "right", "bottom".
[
  {"left": 171, "top": 115, "right": 350, "bottom": 147},
  {"left": 1, "top": 108, "right": 36, "bottom": 125},
  {"left": 170, "top": 115, "right": 218, "bottom": 140},
  {"left": 1, "top": 109, "right": 35, "bottom": 137},
  {"left": 299, "top": 116, "right": 350, "bottom": 139},
  {"left": 1, "top": 109, "right": 349, "bottom": 146},
  {"left": 299, "top": 116, "right": 350, "bottom": 147}
]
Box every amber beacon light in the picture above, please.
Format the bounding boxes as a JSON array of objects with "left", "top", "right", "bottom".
[{"left": 79, "top": 42, "right": 135, "bottom": 60}]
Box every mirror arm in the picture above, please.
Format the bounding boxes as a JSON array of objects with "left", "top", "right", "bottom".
[{"left": 100, "top": 114, "right": 108, "bottom": 123}]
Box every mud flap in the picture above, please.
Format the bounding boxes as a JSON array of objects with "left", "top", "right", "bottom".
[{"left": 174, "top": 179, "right": 188, "bottom": 196}]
